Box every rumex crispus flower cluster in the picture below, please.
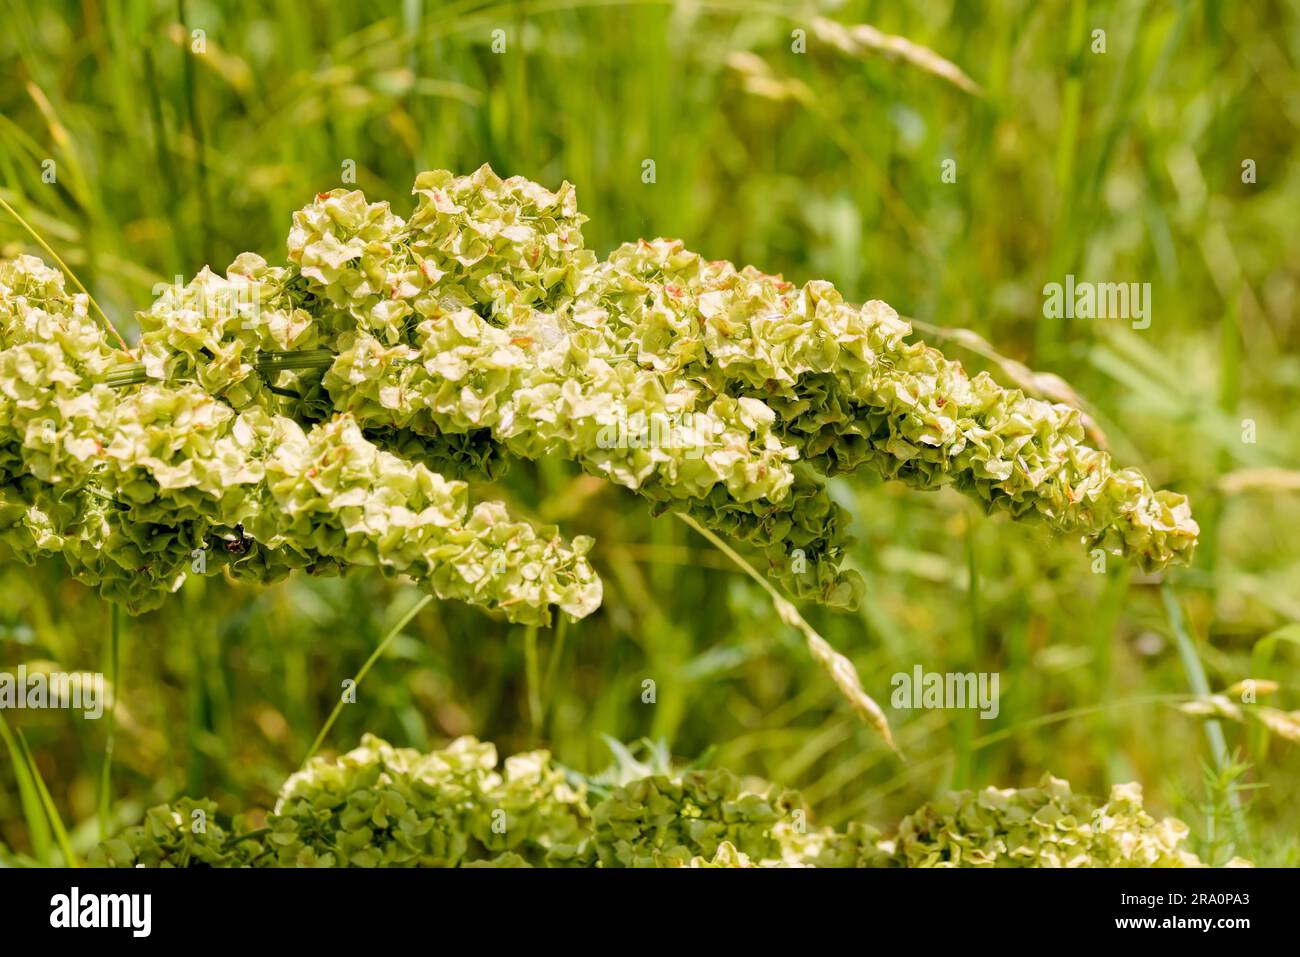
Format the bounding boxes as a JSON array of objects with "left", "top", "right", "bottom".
[
  {"left": 88, "top": 734, "right": 1233, "bottom": 869},
  {"left": 892, "top": 774, "right": 1220, "bottom": 868},
  {"left": 1, "top": 165, "right": 1198, "bottom": 623}
]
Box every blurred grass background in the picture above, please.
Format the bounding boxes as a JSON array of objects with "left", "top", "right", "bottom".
[{"left": 1, "top": 0, "right": 1298, "bottom": 865}]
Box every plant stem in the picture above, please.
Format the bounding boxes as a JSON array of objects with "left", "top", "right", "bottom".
[
  {"left": 223, "top": 827, "right": 271, "bottom": 849},
  {"left": 541, "top": 616, "right": 568, "bottom": 715},
  {"left": 98, "top": 603, "right": 122, "bottom": 842},
  {"left": 178, "top": 0, "right": 212, "bottom": 267},
  {"left": 103, "top": 349, "right": 338, "bottom": 387},
  {"left": 1161, "top": 584, "right": 1246, "bottom": 842},
  {"left": 301, "top": 593, "right": 432, "bottom": 766},
  {"left": 523, "top": 623, "right": 542, "bottom": 737},
  {"left": 673, "top": 512, "right": 900, "bottom": 757},
  {"left": 0, "top": 194, "right": 130, "bottom": 353}
]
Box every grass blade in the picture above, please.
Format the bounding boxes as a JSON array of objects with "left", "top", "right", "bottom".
[
  {"left": 302, "top": 592, "right": 432, "bottom": 765},
  {"left": 674, "top": 512, "right": 900, "bottom": 757},
  {"left": 0, "top": 194, "right": 130, "bottom": 353},
  {"left": 0, "top": 710, "right": 51, "bottom": 865},
  {"left": 2, "top": 718, "right": 78, "bottom": 867}
]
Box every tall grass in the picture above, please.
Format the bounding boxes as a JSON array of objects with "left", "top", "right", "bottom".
[{"left": 0, "top": 0, "right": 1297, "bottom": 865}]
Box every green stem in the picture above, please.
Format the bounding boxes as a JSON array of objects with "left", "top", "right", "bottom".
[
  {"left": 523, "top": 623, "right": 542, "bottom": 737},
  {"left": 103, "top": 349, "right": 338, "bottom": 388},
  {"left": 0, "top": 194, "right": 130, "bottom": 353},
  {"left": 1161, "top": 584, "right": 1246, "bottom": 842},
  {"left": 541, "top": 616, "right": 569, "bottom": 716},
  {"left": 178, "top": 0, "right": 212, "bottom": 267},
  {"left": 223, "top": 827, "right": 271, "bottom": 849},
  {"left": 301, "top": 593, "right": 433, "bottom": 766},
  {"left": 673, "top": 512, "right": 899, "bottom": 756},
  {"left": 98, "top": 603, "right": 122, "bottom": 842}
]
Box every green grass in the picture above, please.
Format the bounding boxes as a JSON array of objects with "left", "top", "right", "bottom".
[{"left": 1, "top": 0, "right": 1298, "bottom": 866}]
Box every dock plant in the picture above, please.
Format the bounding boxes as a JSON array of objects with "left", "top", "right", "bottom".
[{"left": 0, "top": 166, "right": 1199, "bottom": 625}]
